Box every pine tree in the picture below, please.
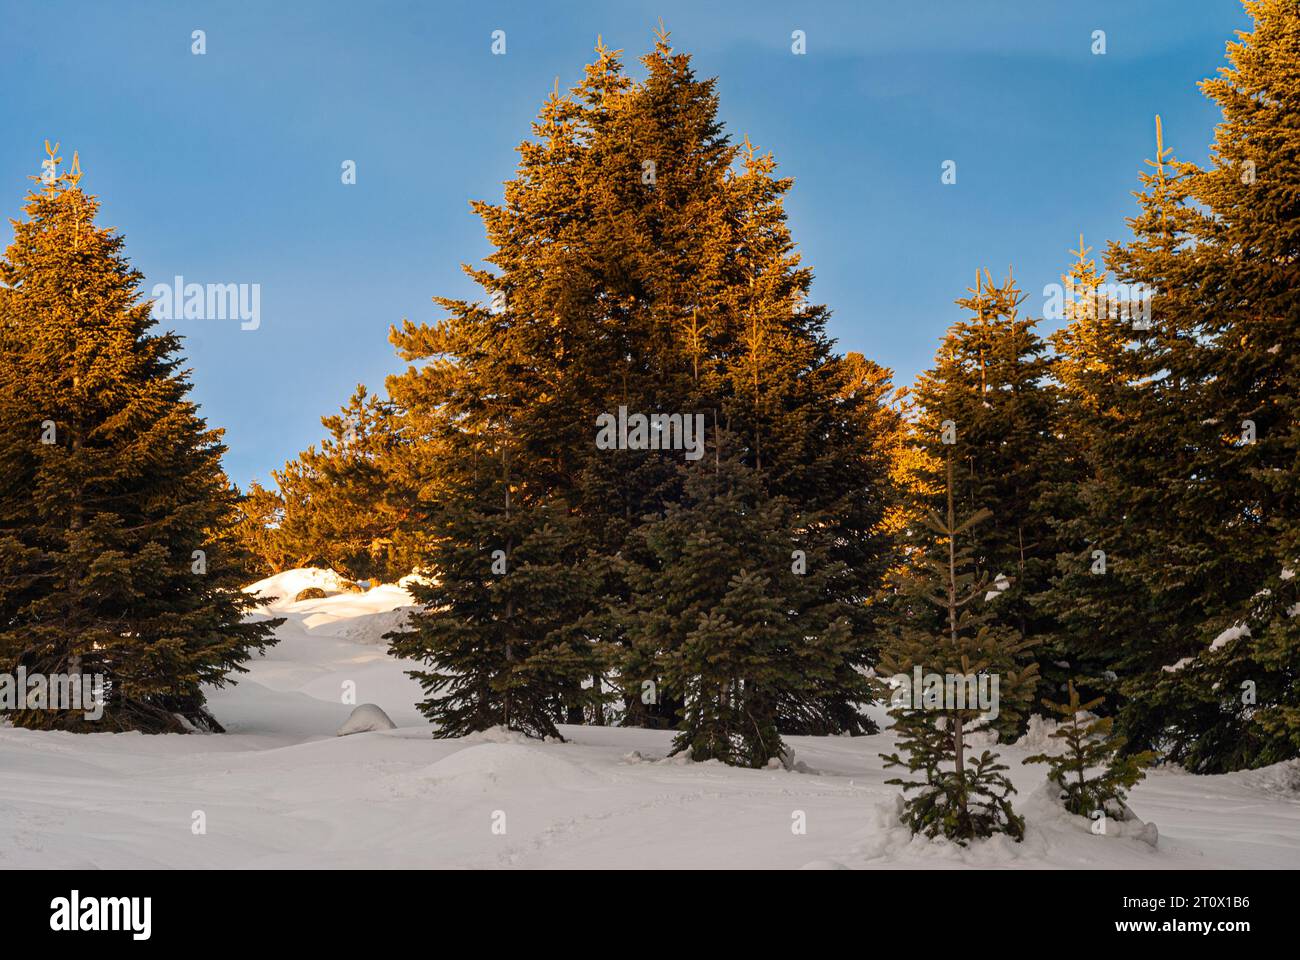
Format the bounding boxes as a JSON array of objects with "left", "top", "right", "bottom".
[
  {"left": 878, "top": 453, "right": 1038, "bottom": 843},
  {"left": 0, "top": 145, "right": 278, "bottom": 733},
  {"left": 1024, "top": 681, "right": 1154, "bottom": 818}
]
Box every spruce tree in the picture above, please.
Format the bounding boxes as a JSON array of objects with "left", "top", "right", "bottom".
[
  {"left": 0, "top": 146, "right": 277, "bottom": 733},
  {"left": 621, "top": 439, "right": 867, "bottom": 767},
  {"left": 1024, "top": 681, "right": 1154, "bottom": 818},
  {"left": 229, "top": 480, "right": 291, "bottom": 577},
  {"left": 271, "top": 385, "right": 421, "bottom": 582},
  {"left": 1092, "top": 115, "right": 1225, "bottom": 760},
  {"left": 385, "top": 442, "right": 608, "bottom": 739},
  {"left": 385, "top": 31, "right": 904, "bottom": 748},
  {"left": 909, "top": 271, "right": 1069, "bottom": 717},
  {"left": 878, "top": 453, "right": 1038, "bottom": 843},
  {"left": 1156, "top": 0, "right": 1300, "bottom": 769},
  {"left": 579, "top": 33, "right": 904, "bottom": 733},
  {"left": 1042, "top": 237, "right": 1151, "bottom": 702},
  {"left": 383, "top": 62, "right": 615, "bottom": 737},
  {"left": 1097, "top": 0, "right": 1300, "bottom": 769}
]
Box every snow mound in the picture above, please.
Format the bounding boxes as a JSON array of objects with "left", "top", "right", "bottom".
[
  {"left": 337, "top": 703, "right": 397, "bottom": 737},
  {"left": 243, "top": 569, "right": 418, "bottom": 642},
  {"left": 463, "top": 725, "right": 544, "bottom": 745},
  {"left": 302, "top": 600, "right": 414, "bottom": 645},
  {"left": 1023, "top": 782, "right": 1159, "bottom": 847},
  {"left": 766, "top": 744, "right": 818, "bottom": 774},
  {"left": 399, "top": 571, "right": 436, "bottom": 589},
  {"left": 1014, "top": 712, "right": 1101, "bottom": 754},
  {"left": 852, "top": 781, "right": 1164, "bottom": 868},
  {"left": 1233, "top": 759, "right": 1300, "bottom": 799},
  {"left": 1015, "top": 714, "right": 1066, "bottom": 753},
  {"left": 853, "top": 794, "right": 1050, "bottom": 865},
  {"left": 245, "top": 568, "right": 352, "bottom": 608},
  {"left": 656, "top": 750, "right": 704, "bottom": 766}
]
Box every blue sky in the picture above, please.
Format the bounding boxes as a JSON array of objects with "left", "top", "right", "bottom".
[{"left": 0, "top": 0, "right": 1250, "bottom": 488}]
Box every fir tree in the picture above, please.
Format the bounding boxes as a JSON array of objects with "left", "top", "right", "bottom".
[
  {"left": 1024, "top": 680, "right": 1155, "bottom": 818},
  {"left": 229, "top": 480, "right": 291, "bottom": 577},
  {"left": 578, "top": 33, "right": 903, "bottom": 732},
  {"left": 385, "top": 31, "right": 904, "bottom": 748},
  {"left": 1032, "top": 115, "right": 1222, "bottom": 763},
  {"left": 621, "top": 440, "right": 867, "bottom": 767},
  {"left": 0, "top": 145, "right": 278, "bottom": 733},
  {"left": 386, "top": 443, "right": 608, "bottom": 739},
  {"left": 1094, "top": 115, "right": 1224, "bottom": 757},
  {"left": 909, "top": 270, "right": 1069, "bottom": 719},
  {"left": 381, "top": 60, "right": 616, "bottom": 736},
  {"left": 1042, "top": 237, "right": 1151, "bottom": 702},
  {"left": 1152, "top": 0, "right": 1300, "bottom": 769},
  {"left": 878, "top": 453, "right": 1038, "bottom": 843},
  {"left": 1123, "top": 574, "right": 1299, "bottom": 773},
  {"left": 1097, "top": 0, "right": 1300, "bottom": 769},
  {"left": 271, "top": 385, "right": 421, "bottom": 582}
]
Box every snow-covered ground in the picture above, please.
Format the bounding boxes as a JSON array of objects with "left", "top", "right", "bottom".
[{"left": 1, "top": 568, "right": 1297, "bottom": 869}]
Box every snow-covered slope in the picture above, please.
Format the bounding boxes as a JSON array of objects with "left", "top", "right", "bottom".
[{"left": 1, "top": 569, "right": 1297, "bottom": 869}]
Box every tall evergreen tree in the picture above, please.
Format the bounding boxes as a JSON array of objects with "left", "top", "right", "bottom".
[
  {"left": 1093, "top": 115, "right": 1221, "bottom": 729},
  {"left": 909, "top": 270, "right": 1070, "bottom": 715},
  {"left": 385, "top": 31, "right": 904, "bottom": 748},
  {"left": 1168, "top": 0, "right": 1300, "bottom": 769},
  {"left": 1042, "top": 237, "right": 1151, "bottom": 701},
  {"left": 1029, "top": 118, "right": 1214, "bottom": 761},
  {"left": 1100, "top": 0, "right": 1300, "bottom": 769},
  {"left": 0, "top": 146, "right": 277, "bottom": 733},
  {"left": 386, "top": 442, "right": 608, "bottom": 740},
  {"left": 384, "top": 60, "right": 616, "bottom": 737}
]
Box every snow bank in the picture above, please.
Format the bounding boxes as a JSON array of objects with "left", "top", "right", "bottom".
[
  {"left": 1232, "top": 758, "right": 1300, "bottom": 799},
  {"left": 0, "top": 566, "right": 1295, "bottom": 868},
  {"left": 245, "top": 568, "right": 353, "bottom": 607},
  {"left": 245, "top": 568, "right": 418, "bottom": 644},
  {"left": 853, "top": 782, "right": 1160, "bottom": 868}
]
